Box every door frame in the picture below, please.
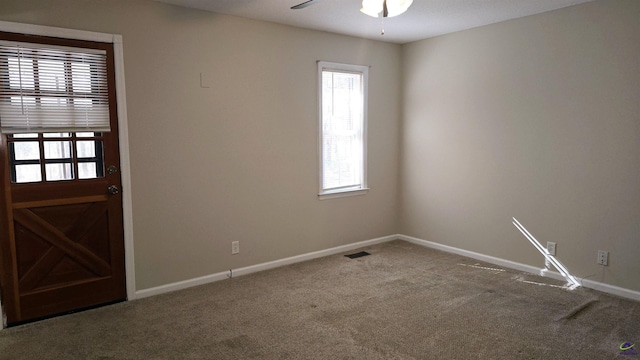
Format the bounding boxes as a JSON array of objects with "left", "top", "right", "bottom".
[{"left": 0, "top": 20, "right": 136, "bottom": 327}]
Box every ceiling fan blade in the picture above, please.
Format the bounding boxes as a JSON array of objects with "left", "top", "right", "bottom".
[
  {"left": 291, "top": 0, "right": 323, "bottom": 10},
  {"left": 383, "top": 0, "right": 388, "bottom": 17}
]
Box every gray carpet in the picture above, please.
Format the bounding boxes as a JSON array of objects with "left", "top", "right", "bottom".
[{"left": 1, "top": 240, "right": 638, "bottom": 359}]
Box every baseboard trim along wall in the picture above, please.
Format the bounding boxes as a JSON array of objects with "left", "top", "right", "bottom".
[
  {"left": 398, "top": 234, "right": 640, "bottom": 302},
  {"left": 135, "top": 234, "right": 396, "bottom": 299},
  {"left": 136, "top": 234, "right": 640, "bottom": 303}
]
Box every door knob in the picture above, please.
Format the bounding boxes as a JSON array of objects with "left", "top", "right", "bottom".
[{"left": 108, "top": 185, "right": 119, "bottom": 195}]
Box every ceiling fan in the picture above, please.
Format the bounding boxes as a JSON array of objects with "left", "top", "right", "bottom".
[
  {"left": 291, "top": 0, "right": 413, "bottom": 18},
  {"left": 290, "top": 0, "right": 322, "bottom": 10}
]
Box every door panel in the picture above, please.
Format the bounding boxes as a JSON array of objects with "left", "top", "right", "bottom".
[
  {"left": 15, "top": 202, "right": 112, "bottom": 291},
  {"left": 0, "top": 32, "right": 126, "bottom": 325},
  {"left": 14, "top": 198, "right": 126, "bottom": 321}
]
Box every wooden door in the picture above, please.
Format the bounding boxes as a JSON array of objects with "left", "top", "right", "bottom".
[{"left": 0, "top": 33, "right": 126, "bottom": 325}]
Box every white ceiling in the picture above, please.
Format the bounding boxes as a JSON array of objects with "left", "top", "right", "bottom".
[{"left": 155, "top": 0, "right": 594, "bottom": 44}]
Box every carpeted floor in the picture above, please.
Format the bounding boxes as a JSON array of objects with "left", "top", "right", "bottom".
[{"left": 1, "top": 240, "right": 638, "bottom": 359}]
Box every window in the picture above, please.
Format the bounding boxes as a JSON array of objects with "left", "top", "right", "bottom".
[
  {"left": 0, "top": 39, "right": 110, "bottom": 134},
  {"left": 318, "top": 61, "right": 368, "bottom": 199},
  {"left": 8, "top": 132, "right": 105, "bottom": 183},
  {"left": 0, "top": 35, "right": 113, "bottom": 183}
]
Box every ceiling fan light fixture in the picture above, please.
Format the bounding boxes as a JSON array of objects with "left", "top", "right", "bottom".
[
  {"left": 386, "top": 0, "right": 413, "bottom": 17},
  {"left": 360, "top": 0, "right": 383, "bottom": 17},
  {"left": 360, "top": 0, "right": 413, "bottom": 18}
]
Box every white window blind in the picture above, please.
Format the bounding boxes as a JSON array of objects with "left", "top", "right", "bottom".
[
  {"left": 318, "top": 61, "right": 368, "bottom": 197},
  {"left": 0, "top": 40, "right": 111, "bottom": 134}
]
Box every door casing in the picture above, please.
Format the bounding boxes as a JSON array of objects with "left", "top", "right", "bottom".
[{"left": 0, "top": 20, "right": 135, "bottom": 328}]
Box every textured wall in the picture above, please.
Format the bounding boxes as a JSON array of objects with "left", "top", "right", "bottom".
[
  {"left": 401, "top": 0, "right": 640, "bottom": 291},
  {"left": 0, "top": 0, "right": 402, "bottom": 290}
]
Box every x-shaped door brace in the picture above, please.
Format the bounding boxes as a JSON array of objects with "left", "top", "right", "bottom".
[{"left": 13, "top": 203, "right": 112, "bottom": 293}]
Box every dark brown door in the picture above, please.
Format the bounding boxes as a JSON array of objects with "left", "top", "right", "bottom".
[{"left": 0, "top": 33, "right": 126, "bottom": 325}]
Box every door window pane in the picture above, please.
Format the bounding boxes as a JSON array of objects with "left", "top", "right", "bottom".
[
  {"left": 38, "top": 59, "right": 66, "bottom": 91},
  {"left": 76, "top": 132, "right": 96, "bottom": 137},
  {"left": 72, "top": 62, "right": 92, "bottom": 93},
  {"left": 8, "top": 57, "right": 35, "bottom": 89},
  {"left": 10, "top": 95, "right": 36, "bottom": 107},
  {"left": 78, "top": 162, "right": 98, "bottom": 179},
  {"left": 12, "top": 142, "right": 40, "bottom": 160},
  {"left": 77, "top": 141, "right": 96, "bottom": 158},
  {"left": 12, "top": 133, "right": 38, "bottom": 138},
  {"left": 15, "top": 164, "right": 42, "bottom": 183},
  {"left": 45, "top": 163, "right": 74, "bottom": 181},
  {"left": 44, "top": 141, "right": 72, "bottom": 159},
  {"left": 8, "top": 132, "right": 104, "bottom": 183},
  {"left": 41, "top": 97, "right": 68, "bottom": 107},
  {"left": 43, "top": 133, "right": 71, "bottom": 138}
]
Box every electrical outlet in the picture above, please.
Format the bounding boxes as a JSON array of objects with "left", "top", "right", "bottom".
[
  {"left": 597, "top": 250, "right": 608, "bottom": 266},
  {"left": 232, "top": 241, "right": 239, "bottom": 255},
  {"left": 547, "top": 242, "right": 556, "bottom": 256},
  {"left": 544, "top": 242, "right": 556, "bottom": 268}
]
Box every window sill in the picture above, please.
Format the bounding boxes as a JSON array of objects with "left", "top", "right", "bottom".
[{"left": 318, "top": 188, "right": 369, "bottom": 200}]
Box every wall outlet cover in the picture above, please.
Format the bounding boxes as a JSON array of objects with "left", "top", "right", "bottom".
[
  {"left": 547, "top": 242, "right": 556, "bottom": 256},
  {"left": 597, "top": 250, "right": 608, "bottom": 266},
  {"left": 232, "top": 241, "right": 240, "bottom": 255}
]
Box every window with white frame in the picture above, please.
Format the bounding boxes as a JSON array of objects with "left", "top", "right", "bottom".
[{"left": 318, "top": 61, "right": 368, "bottom": 199}]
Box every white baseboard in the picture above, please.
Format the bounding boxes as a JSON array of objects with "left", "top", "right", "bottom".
[
  {"left": 399, "top": 234, "right": 549, "bottom": 276},
  {"left": 398, "top": 234, "right": 640, "bottom": 302},
  {"left": 135, "top": 271, "right": 230, "bottom": 299},
  {"left": 136, "top": 233, "right": 640, "bottom": 303},
  {"left": 135, "top": 234, "right": 397, "bottom": 299},
  {"left": 580, "top": 279, "right": 640, "bottom": 302}
]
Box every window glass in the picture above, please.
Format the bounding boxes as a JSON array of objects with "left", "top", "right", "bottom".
[
  {"left": 77, "top": 140, "right": 96, "bottom": 158},
  {"left": 7, "top": 132, "right": 104, "bottom": 183},
  {"left": 2, "top": 39, "right": 111, "bottom": 184},
  {"left": 318, "top": 62, "right": 368, "bottom": 198},
  {"left": 45, "top": 163, "right": 74, "bottom": 181},
  {"left": 15, "top": 164, "right": 41, "bottom": 183},
  {"left": 13, "top": 142, "right": 40, "bottom": 160},
  {"left": 71, "top": 62, "right": 91, "bottom": 93},
  {"left": 12, "top": 133, "right": 38, "bottom": 138},
  {"left": 38, "top": 59, "right": 66, "bottom": 91},
  {"left": 8, "top": 57, "right": 34, "bottom": 89},
  {"left": 77, "top": 132, "right": 97, "bottom": 137},
  {"left": 78, "top": 162, "right": 98, "bottom": 179},
  {"left": 44, "top": 141, "right": 72, "bottom": 159},
  {"left": 0, "top": 42, "right": 110, "bottom": 133}
]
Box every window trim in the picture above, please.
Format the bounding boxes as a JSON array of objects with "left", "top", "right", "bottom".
[{"left": 317, "top": 61, "right": 369, "bottom": 200}]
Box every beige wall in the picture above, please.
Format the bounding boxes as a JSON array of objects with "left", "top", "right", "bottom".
[
  {"left": 2, "top": 0, "right": 638, "bottom": 295},
  {"left": 0, "top": 0, "right": 402, "bottom": 290},
  {"left": 401, "top": 0, "right": 640, "bottom": 291}
]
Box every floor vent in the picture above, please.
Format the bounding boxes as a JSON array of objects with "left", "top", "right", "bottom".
[{"left": 345, "top": 251, "right": 370, "bottom": 259}]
